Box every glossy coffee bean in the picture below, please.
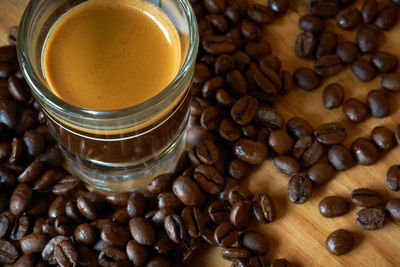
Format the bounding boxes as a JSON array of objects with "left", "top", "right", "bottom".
[
  {"left": 98, "top": 246, "right": 128, "bottom": 266},
  {"left": 361, "top": 0, "right": 377, "bottom": 24},
  {"left": 10, "top": 183, "right": 32, "bottom": 216},
  {"left": 181, "top": 206, "right": 205, "bottom": 238},
  {"left": 288, "top": 175, "right": 312, "bottom": 204},
  {"left": 147, "top": 174, "right": 174, "bottom": 194},
  {"left": 292, "top": 136, "right": 323, "bottom": 168},
  {"left": 101, "top": 221, "right": 129, "bottom": 248},
  {"left": 314, "top": 123, "right": 346, "bottom": 145},
  {"left": 231, "top": 95, "right": 259, "bottom": 125},
  {"left": 374, "top": 6, "right": 398, "bottom": 30},
  {"left": 19, "top": 233, "right": 49, "bottom": 255},
  {"left": 194, "top": 164, "right": 224, "bottom": 195},
  {"left": 274, "top": 155, "right": 300, "bottom": 177},
  {"left": 387, "top": 165, "right": 400, "bottom": 191},
  {"left": 228, "top": 185, "right": 253, "bottom": 206},
  {"left": 129, "top": 217, "right": 155, "bottom": 246},
  {"left": 352, "top": 59, "right": 376, "bottom": 82},
  {"left": 351, "top": 137, "right": 379, "bottom": 165},
  {"left": 323, "top": 83, "right": 344, "bottom": 109},
  {"left": 382, "top": 72, "right": 400, "bottom": 93},
  {"left": 221, "top": 247, "right": 251, "bottom": 261},
  {"left": 157, "top": 192, "right": 182, "bottom": 210},
  {"left": 208, "top": 200, "right": 231, "bottom": 224},
  {"left": 351, "top": 188, "right": 383, "bottom": 207},
  {"left": 214, "top": 222, "right": 239, "bottom": 247},
  {"left": 307, "top": 162, "right": 335, "bottom": 186},
  {"left": 255, "top": 106, "right": 284, "bottom": 130},
  {"left": 309, "top": 0, "right": 338, "bottom": 17},
  {"left": 286, "top": 117, "right": 313, "bottom": 140},
  {"left": 126, "top": 240, "right": 147, "bottom": 266},
  {"left": 342, "top": 98, "right": 368, "bottom": 123},
  {"left": 74, "top": 223, "right": 97, "bottom": 245},
  {"left": 325, "top": 229, "right": 354, "bottom": 255},
  {"left": 252, "top": 193, "right": 275, "bottom": 224},
  {"left": 54, "top": 240, "right": 78, "bottom": 267},
  {"left": 356, "top": 27, "right": 379, "bottom": 53},
  {"left": 233, "top": 138, "right": 267, "bottom": 164},
  {"left": 0, "top": 238, "right": 18, "bottom": 264},
  {"left": 371, "top": 126, "right": 395, "bottom": 151},
  {"left": 173, "top": 176, "right": 203, "bottom": 207},
  {"left": 228, "top": 159, "right": 249, "bottom": 180},
  {"left": 356, "top": 206, "right": 386, "bottom": 230},
  {"left": 295, "top": 32, "right": 316, "bottom": 58},
  {"left": 336, "top": 7, "right": 360, "bottom": 29},
  {"left": 328, "top": 144, "right": 355, "bottom": 171},
  {"left": 336, "top": 41, "right": 358, "bottom": 64},
  {"left": 299, "top": 15, "right": 324, "bottom": 33},
  {"left": 230, "top": 200, "right": 251, "bottom": 230},
  {"left": 293, "top": 68, "right": 320, "bottom": 91},
  {"left": 196, "top": 139, "right": 219, "bottom": 165},
  {"left": 370, "top": 52, "right": 398, "bottom": 73},
  {"left": 247, "top": 4, "right": 273, "bottom": 24},
  {"left": 268, "top": 130, "right": 294, "bottom": 155},
  {"left": 385, "top": 198, "right": 400, "bottom": 221},
  {"left": 164, "top": 214, "right": 187, "bottom": 244},
  {"left": 367, "top": 90, "right": 390, "bottom": 118},
  {"left": 126, "top": 192, "right": 146, "bottom": 217},
  {"left": 315, "top": 54, "right": 342, "bottom": 78},
  {"left": 238, "top": 231, "right": 268, "bottom": 255},
  {"left": 319, "top": 196, "right": 350, "bottom": 217}
]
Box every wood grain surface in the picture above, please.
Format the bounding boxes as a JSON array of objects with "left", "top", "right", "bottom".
[{"left": 1, "top": 0, "right": 400, "bottom": 266}]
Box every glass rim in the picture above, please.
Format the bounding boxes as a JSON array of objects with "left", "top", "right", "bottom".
[{"left": 17, "top": 0, "right": 199, "bottom": 121}]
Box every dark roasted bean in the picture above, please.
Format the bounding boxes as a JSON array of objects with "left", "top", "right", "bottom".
[
  {"left": 17, "top": 160, "right": 43, "bottom": 183},
  {"left": 157, "top": 192, "right": 182, "bottom": 210},
  {"left": 382, "top": 72, "right": 400, "bottom": 93},
  {"left": 126, "top": 240, "right": 147, "bottom": 266},
  {"left": 219, "top": 118, "right": 241, "bottom": 142},
  {"left": 323, "top": 83, "right": 344, "bottom": 109},
  {"left": 228, "top": 185, "right": 253, "bottom": 206},
  {"left": 77, "top": 195, "right": 98, "bottom": 221},
  {"left": 314, "top": 54, "right": 342, "bottom": 77},
  {"left": 240, "top": 20, "right": 261, "bottom": 41},
  {"left": 252, "top": 193, "right": 276, "bottom": 224},
  {"left": 247, "top": 4, "right": 273, "bottom": 24},
  {"left": 314, "top": 122, "right": 346, "bottom": 145},
  {"left": 147, "top": 174, "right": 174, "bottom": 195},
  {"left": 253, "top": 66, "right": 281, "bottom": 94},
  {"left": 336, "top": 7, "right": 360, "bottom": 29},
  {"left": 336, "top": 41, "right": 358, "bottom": 64},
  {"left": 319, "top": 196, "right": 350, "bottom": 217},
  {"left": 0, "top": 215, "right": 10, "bottom": 239},
  {"left": 356, "top": 206, "right": 386, "bottom": 230},
  {"left": 48, "top": 196, "right": 67, "bottom": 219},
  {"left": 201, "top": 105, "right": 221, "bottom": 131},
  {"left": 258, "top": 54, "right": 281, "bottom": 72},
  {"left": 366, "top": 90, "right": 390, "bottom": 118},
  {"left": 268, "top": 130, "right": 293, "bottom": 155},
  {"left": 374, "top": 6, "right": 398, "bottom": 30},
  {"left": 293, "top": 136, "right": 324, "bottom": 168},
  {"left": 74, "top": 223, "right": 97, "bottom": 245},
  {"left": 202, "top": 77, "right": 224, "bottom": 99},
  {"left": 238, "top": 231, "right": 268, "bottom": 255},
  {"left": 42, "top": 235, "right": 69, "bottom": 264},
  {"left": 19, "top": 233, "right": 49, "bottom": 255},
  {"left": 0, "top": 238, "right": 18, "bottom": 263},
  {"left": 129, "top": 217, "right": 155, "bottom": 246},
  {"left": 328, "top": 144, "right": 355, "bottom": 170},
  {"left": 387, "top": 165, "right": 400, "bottom": 191},
  {"left": 293, "top": 67, "right": 320, "bottom": 91},
  {"left": 274, "top": 155, "right": 300, "bottom": 177},
  {"left": 164, "top": 214, "right": 187, "bottom": 244},
  {"left": 182, "top": 206, "right": 205, "bottom": 238},
  {"left": 351, "top": 137, "right": 379, "bottom": 165},
  {"left": 371, "top": 126, "right": 395, "bottom": 151},
  {"left": 209, "top": 200, "right": 231, "bottom": 224},
  {"left": 101, "top": 221, "right": 129, "bottom": 247},
  {"left": 286, "top": 117, "right": 313, "bottom": 140},
  {"left": 214, "top": 222, "right": 238, "bottom": 247},
  {"left": 226, "top": 70, "right": 247, "bottom": 97},
  {"left": 10, "top": 215, "right": 30, "bottom": 241},
  {"left": 343, "top": 98, "right": 368, "bottom": 123},
  {"left": 98, "top": 246, "right": 128, "bottom": 266},
  {"left": 315, "top": 31, "right": 337, "bottom": 59},
  {"left": 309, "top": 0, "right": 338, "bottom": 17},
  {"left": 249, "top": 255, "right": 270, "bottom": 267},
  {"left": 206, "top": 14, "right": 229, "bottom": 33},
  {"left": 231, "top": 95, "right": 258, "bottom": 125},
  {"left": 233, "top": 138, "right": 268, "bottom": 164},
  {"left": 222, "top": 247, "right": 251, "bottom": 261},
  {"left": 202, "top": 35, "right": 236, "bottom": 55},
  {"left": 325, "top": 229, "right": 354, "bottom": 255},
  {"left": 370, "top": 52, "right": 398, "bottom": 73},
  {"left": 271, "top": 258, "right": 292, "bottom": 267},
  {"left": 299, "top": 15, "right": 324, "bottom": 33},
  {"left": 361, "top": 0, "right": 377, "bottom": 24},
  {"left": 288, "top": 175, "right": 312, "bottom": 204},
  {"left": 54, "top": 240, "right": 78, "bottom": 267},
  {"left": 307, "top": 162, "right": 335, "bottom": 186},
  {"left": 351, "top": 188, "right": 383, "bottom": 207},
  {"left": 352, "top": 59, "right": 376, "bottom": 82},
  {"left": 10, "top": 183, "right": 32, "bottom": 216},
  {"left": 295, "top": 32, "right": 316, "bottom": 58},
  {"left": 385, "top": 198, "right": 400, "bottom": 221},
  {"left": 173, "top": 175, "right": 203, "bottom": 207},
  {"left": 230, "top": 200, "right": 251, "bottom": 230},
  {"left": 255, "top": 106, "right": 283, "bottom": 130},
  {"left": 204, "top": 0, "right": 226, "bottom": 13},
  {"left": 215, "top": 55, "right": 235, "bottom": 75},
  {"left": 126, "top": 192, "right": 146, "bottom": 217},
  {"left": 194, "top": 164, "right": 224, "bottom": 195},
  {"left": 356, "top": 27, "right": 379, "bottom": 53}
]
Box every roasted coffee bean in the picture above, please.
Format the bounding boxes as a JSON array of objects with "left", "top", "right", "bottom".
[
  {"left": 351, "top": 138, "right": 378, "bottom": 165},
  {"left": 255, "top": 106, "right": 284, "bottom": 130},
  {"left": 65, "top": 201, "right": 85, "bottom": 223},
  {"left": 307, "top": 162, "right": 335, "bottom": 186},
  {"left": 323, "top": 83, "right": 344, "bottom": 109},
  {"left": 314, "top": 123, "right": 346, "bottom": 145},
  {"left": 375, "top": 6, "right": 398, "bottom": 30},
  {"left": 370, "top": 52, "right": 398, "bottom": 73},
  {"left": 73, "top": 223, "right": 96, "bottom": 245},
  {"left": 371, "top": 126, "right": 395, "bottom": 151},
  {"left": 125, "top": 240, "right": 147, "bottom": 266},
  {"left": 356, "top": 27, "right": 379, "bottom": 53},
  {"left": 361, "top": 0, "right": 377, "bottom": 24},
  {"left": 172, "top": 176, "right": 203, "bottom": 207},
  {"left": 222, "top": 247, "right": 251, "bottom": 261},
  {"left": 0, "top": 97, "right": 16, "bottom": 129},
  {"left": 129, "top": 217, "right": 155, "bottom": 246},
  {"left": 240, "top": 20, "right": 261, "bottom": 41},
  {"left": 14, "top": 255, "right": 35, "bottom": 267},
  {"left": 271, "top": 258, "right": 292, "bottom": 267},
  {"left": 50, "top": 177, "right": 79, "bottom": 197},
  {"left": 214, "top": 222, "right": 238, "bottom": 247},
  {"left": 218, "top": 177, "right": 240, "bottom": 201},
  {"left": 228, "top": 158, "right": 249, "bottom": 180},
  {"left": 164, "top": 214, "right": 187, "bottom": 244},
  {"left": 157, "top": 192, "right": 182, "bottom": 210},
  {"left": 0, "top": 215, "right": 10, "bottom": 239},
  {"left": 245, "top": 42, "right": 271, "bottom": 61},
  {"left": 202, "top": 35, "right": 236, "bottom": 55},
  {"left": 293, "top": 67, "right": 320, "bottom": 91},
  {"left": 48, "top": 196, "right": 67, "bottom": 219},
  {"left": 33, "top": 170, "right": 57, "bottom": 192},
  {"left": 233, "top": 51, "right": 251, "bottom": 72},
  {"left": 253, "top": 66, "right": 281, "bottom": 94},
  {"left": 328, "top": 145, "right": 355, "bottom": 171},
  {"left": 352, "top": 59, "right": 376, "bottom": 82},
  {"left": 298, "top": 15, "right": 324, "bottom": 33},
  {"left": 182, "top": 206, "right": 205, "bottom": 238},
  {"left": 367, "top": 90, "right": 390, "bottom": 118},
  {"left": 233, "top": 138, "right": 267, "bottom": 164},
  {"left": 54, "top": 240, "right": 78, "bottom": 267},
  {"left": 288, "top": 175, "right": 312, "bottom": 204},
  {"left": 319, "top": 196, "right": 350, "bottom": 217},
  {"left": 215, "top": 55, "right": 235, "bottom": 76},
  {"left": 382, "top": 72, "right": 400, "bottom": 93},
  {"left": 252, "top": 193, "right": 276, "bottom": 224},
  {"left": 387, "top": 165, "right": 400, "bottom": 191},
  {"left": 8, "top": 76, "right": 29, "bottom": 103},
  {"left": 42, "top": 235, "right": 69, "bottom": 264},
  {"left": 249, "top": 255, "right": 270, "bottom": 267},
  {"left": 226, "top": 70, "right": 247, "bottom": 97},
  {"left": 146, "top": 256, "right": 171, "bottom": 267},
  {"left": 274, "top": 155, "right": 300, "bottom": 177},
  {"left": 269, "top": 0, "right": 288, "bottom": 15},
  {"left": 258, "top": 55, "right": 281, "bottom": 72},
  {"left": 356, "top": 206, "right": 386, "bottom": 230},
  {"left": 0, "top": 238, "right": 18, "bottom": 263},
  {"left": 216, "top": 89, "right": 235, "bottom": 107},
  {"left": 228, "top": 185, "right": 253, "bottom": 206},
  {"left": 208, "top": 200, "right": 231, "bottom": 224},
  {"left": 42, "top": 217, "right": 57, "bottom": 237},
  {"left": 385, "top": 198, "right": 400, "bottom": 221},
  {"left": 101, "top": 221, "right": 129, "bottom": 248},
  {"left": 202, "top": 77, "right": 224, "bottom": 99},
  {"left": 286, "top": 117, "right": 313, "bottom": 140},
  {"left": 336, "top": 7, "right": 360, "bottom": 29},
  {"left": 309, "top": 0, "right": 338, "bottom": 17},
  {"left": 230, "top": 200, "right": 251, "bottom": 230},
  {"left": 206, "top": 14, "right": 229, "bottom": 33},
  {"left": 98, "top": 246, "right": 128, "bottom": 266},
  {"left": 351, "top": 188, "right": 383, "bottom": 207},
  {"left": 201, "top": 105, "right": 221, "bottom": 131},
  {"left": 154, "top": 230, "right": 175, "bottom": 255},
  {"left": 19, "top": 233, "right": 49, "bottom": 255},
  {"left": 295, "top": 32, "right": 316, "bottom": 58},
  {"left": 219, "top": 118, "right": 241, "bottom": 142},
  {"left": 314, "top": 54, "right": 342, "bottom": 77},
  {"left": 194, "top": 164, "right": 224, "bottom": 194},
  {"left": 146, "top": 207, "right": 172, "bottom": 226},
  {"left": 293, "top": 136, "right": 324, "bottom": 168},
  {"left": 231, "top": 95, "right": 259, "bottom": 125},
  {"left": 336, "top": 41, "right": 358, "bottom": 64},
  {"left": 224, "top": 5, "right": 240, "bottom": 25},
  {"left": 147, "top": 174, "right": 174, "bottom": 195},
  {"left": 238, "top": 231, "right": 268, "bottom": 255},
  {"left": 315, "top": 31, "right": 337, "bottom": 59},
  {"left": 247, "top": 4, "right": 273, "bottom": 24},
  {"left": 9, "top": 184, "right": 31, "bottom": 218},
  {"left": 325, "top": 229, "right": 354, "bottom": 255},
  {"left": 268, "top": 130, "right": 294, "bottom": 155},
  {"left": 9, "top": 137, "right": 23, "bottom": 164},
  {"left": 10, "top": 215, "right": 30, "bottom": 241},
  {"left": 126, "top": 192, "right": 146, "bottom": 217},
  {"left": 76, "top": 194, "right": 98, "bottom": 221},
  {"left": 191, "top": 97, "right": 210, "bottom": 116},
  {"left": 343, "top": 98, "right": 368, "bottom": 123}
]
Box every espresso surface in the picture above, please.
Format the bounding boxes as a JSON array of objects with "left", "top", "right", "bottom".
[{"left": 43, "top": 0, "right": 181, "bottom": 110}]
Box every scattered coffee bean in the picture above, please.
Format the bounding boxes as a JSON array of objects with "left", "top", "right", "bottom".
[
  {"left": 356, "top": 206, "right": 386, "bottom": 230},
  {"left": 299, "top": 14, "right": 324, "bottom": 33},
  {"left": 370, "top": 52, "right": 398, "bottom": 73},
  {"left": 295, "top": 32, "right": 317, "bottom": 58},
  {"left": 286, "top": 117, "right": 313, "bottom": 140},
  {"left": 314, "top": 54, "right": 343, "bottom": 77},
  {"left": 371, "top": 126, "right": 395, "bottom": 151},
  {"left": 366, "top": 90, "right": 390, "bottom": 118},
  {"left": 214, "top": 222, "right": 239, "bottom": 247},
  {"left": 315, "top": 31, "right": 337, "bottom": 58},
  {"left": 385, "top": 198, "right": 400, "bottom": 221},
  {"left": 351, "top": 188, "right": 383, "bottom": 207},
  {"left": 288, "top": 175, "right": 312, "bottom": 204},
  {"left": 325, "top": 229, "right": 354, "bottom": 255},
  {"left": 342, "top": 98, "right": 368, "bottom": 123},
  {"left": 0, "top": 238, "right": 18, "bottom": 263},
  {"left": 323, "top": 83, "right": 344, "bottom": 109},
  {"left": 328, "top": 145, "right": 355, "bottom": 171},
  {"left": 374, "top": 6, "right": 398, "bottom": 30},
  {"left": 238, "top": 231, "right": 268, "bottom": 255},
  {"left": 361, "top": 0, "right": 377, "bottom": 24},
  {"left": 314, "top": 122, "right": 346, "bottom": 145},
  {"left": 319, "top": 196, "right": 350, "bottom": 218},
  {"left": 274, "top": 155, "right": 300, "bottom": 177},
  {"left": 387, "top": 165, "right": 400, "bottom": 191},
  {"left": 356, "top": 27, "right": 379, "bottom": 53},
  {"left": 352, "top": 59, "right": 376, "bottom": 82},
  {"left": 307, "top": 162, "right": 335, "bottom": 186},
  {"left": 252, "top": 193, "right": 276, "bottom": 224},
  {"left": 382, "top": 72, "right": 400, "bottom": 93},
  {"left": 351, "top": 137, "right": 379, "bottom": 165},
  {"left": 336, "top": 41, "right": 358, "bottom": 64},
  {"left": 293, "top": 68, "right": 320, "bottom": 91},
  {"left": 336, "top": 7, "right": 360, "bottom": 30}
]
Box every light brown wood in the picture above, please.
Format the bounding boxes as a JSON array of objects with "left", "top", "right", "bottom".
[{"left": 1, "top": 0, "right": 400, "bottom": 266}]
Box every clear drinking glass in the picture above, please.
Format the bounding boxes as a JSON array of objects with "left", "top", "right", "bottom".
[{"left": 17, "top": 0, "right": 198, "bottom": 192}]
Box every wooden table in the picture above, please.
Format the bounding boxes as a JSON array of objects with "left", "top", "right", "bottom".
[{"left": 1, "top": 0, "right": 400, "bottom": 266}]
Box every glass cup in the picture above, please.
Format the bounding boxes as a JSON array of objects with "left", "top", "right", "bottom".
[{"left": 17, "top": 0, "right": 198, "bottom": 192}]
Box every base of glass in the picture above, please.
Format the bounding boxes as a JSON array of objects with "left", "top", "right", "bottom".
[{"left": 61, "top": 128, "right": 187, "bottom": 193}]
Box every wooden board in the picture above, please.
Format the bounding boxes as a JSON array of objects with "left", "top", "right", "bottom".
[{"left": 1, "top": 0, "right": 400, "bottom": 266}]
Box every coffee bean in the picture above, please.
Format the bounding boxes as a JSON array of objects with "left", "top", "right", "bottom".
[
  {"left": 42, "top": 235, "right": 69, "bottom": 264},
  {"left": 351, "top": 188, "right": 383, "bottom": 207},
  {"left": 125, "top": 192, "right": 146, "bottom": 217},
  {"left": 10, "top": 183, "right": 32, "bottom": 215},
  {"left": 273, "top": 155, "right": 300, "bottom": 176},
  {"left": 146, "top": 256, "right": 171, "bottom": 267},
  {"left": 328, "top": 144, "right": 355, "bottom": 170},
  {"left": 48, "top": 196, "right": 67, "bottom": 219},
  {"left": 194, "top": 164, "right": 224, "bottom": 194},
  {"left": 351, "top": 137, "right": 379, "bottom": 165},
  {"left": 228, "top": 185, "right": 253, "bottom": 206},
  {"left": 241, "top": 20, "right": 261, "bottom": 41},
  {"left": 147, "top": 207, "right": 174, "bottom": 226},
  {"left": 208, "top": 200, "right": 231, "bottom": 224},
  {"left": 295, "top": 32, "right": 317, "bottom": 58},
  {"left": 367, "top": 90, "right": 390, "bottom": 118},
  {"left": 51, "top": 176, "right": 80, "bottom": 197},
  {"left": 387, "top": 165, "right": 400, "bottom": 191},
  {"left": 370, "top": 52, "right": 398, "bottom": 73},
  {"left": 323, "top": 83, "right": 344, "bottom": 109},
  {"left": 371, "top": 126, "right": 395, "bottom": 151},
  {"left": 269, "top": 0, "right": 288, "bottom": 15},
  {"left": 233, "top": 138, "right": 267, "bottom": 164},
  {"left": 325, "top": 229, "right": 354, "bottom": 255},
  {"left": 164, "top": 214, "right": 187, "bottom": 244},
  {"left": 271, "top": 258, "right": 292, "bottom": 267},
  {"left": 374, "top": 6, "right": 398, "bottom": 30},
  {"left": 356, "top": 27, "right": 379, "bottom": 53},
  {"left": 232, "top": 51, "right": 251, "bottom": 72},
  {"left": 299, "top": 15, "right": 324, "bottom": 33},
  {"left": 98, "top": 246, "right": 128, "bottom": 266},
  {"left": 65, "top": 201, "right": 84, "bottom": 223},
  {"left": 293, "top": 68, "right": 320, "bottom": 91},
  {"left": 231, "top": 95, "right": 259, "bottom": 125},
  {"left": 343, "top": 98, "right": 368, "bottom": 123},
  {"left": 315, "top": 31, "right": 337, "bottom": 59},
  {"left": 226, "top": 70, "right": 247, "bottom": 97},
  {"left": 154, "top": 230, "right": 175, "bottom": 255},
  {"left": 228, "top": 158, "right": 249, "bottom": 179},
  {"left": 286, "top": 117, "right": 313, "bottom": 140},
  {"left": 129, "top": 217, "right": 155, "bottom": 246},
  {"left": 172, "top": 175, "right": 203, "bottom": 207},
  {"left": 249, "top": 255, "right": 270, "bottom": 267},
  {"left": 8, "top": 76, "right": 29, "bottom": 103},
  {"left": 206, "top": 14, "right": 229, "bottom": 33},
  {"left": 219, "top": 177, "right": 240, "bottom": 201},
  {"left": 202, "top": 35, "right": 236, "bottom": 55},
  {"left": 157, "top": 192, "right": 182, "bottom": 210},
  {"left": 182, "top": 206, "right": 205, "bottom": 238},
  {"left": 319, "top": 196, "right": 350, "bottom": 218},
  {"left": 307, "top": 162, "right": 335, "bottom": 186},
  {"left": 201, "top": 105, "right": 221, "bottom": 131},
  {"left": 9, "top": 137, "right": 22, "bottom": 164},
  {"left": 385, "top": 198, "right": 400, "bottom": 221},
  {"left": 42, "top": 217, "right": 57, "bottom": 237},
  {"left": 202, "top": 77, "right": 224, "bottom": 99},
  {"left": 252, "top": 193, "right": 276, "bottom": 224},
  {"left": 0, "top": 215, "right": 10, "bottom": 238},
  {"left": 255, "top": 106, "right": 284, "bottom": 130},
  {"left": 214, "top": 222, "right": 238, "bottom": 247},
  {"left": 309, "top": 0, "right": 338, "bottom": 17},
  {"left": 288, "top": 175, "right": 312, "bottom": 204},
  {"left": 356, "top": 206, "right": 386, "bottom": 230},
  {"left": 336, "top": 41, "right": 358, "bottom": 64},
  {"left": 314, "top": 54, "right": 342, "bottom": 77},
  {"left": 238, "top": 231, "right": 268, "bottom": 255},
  {"left": 352, "top": 59, "right": 376, "bottom": 82},
  {"left": 0, "top": 238, "right": 18, "bottom": 263},
  {"left": 253, "top": 66, "right": 281, "bottom": 94},
  {"left": 14, "top": 255, "right": 35, "bottom": 267},
  {"left": 10, "top": 215, "right": 30, "bottom": 241},
  {"left": 216, "top": 89, "right": 235, "bottom": 108},
  {"left": 147, "top": 174, "right": 174, "bottom": 195},
  {"left": 336, "top": 7, "right": 360, "bottom": 29},
  {"left": 73, "top": 223, "right": 96, "bottom": 245},
  {"left": 268, "top": 130, "right": 293, "bottom": 155},
  {"left": 101, "top": 221, "right": 129, "bottom": 248},
  {"left": 33, "top": 170, "right": 57, "bottom": 192},
  {"left": 19, "top": 233, "right": 49, "bottom": 255},
  {"left": 361, "top": 0, "right": 377, "bottom": 24},
  {"left": 258, "top": 55, "right": 281, "bottom": 72},
  {"left": 382, "top": 72, "right": 400, "bottom": 92},
  {"left": 76, "top": 195, "right": 98, "bottom": 221},
  {"left": 247, "top": 4, "right": 274, "bottom": 24},
  {"left": 54, "top": 240, "right": 78, "bottom": 267},
  {"left": 204, "top": 0, "right": 226, "bottom": 13},
  {"left": 230, "top": 200, "right": 251, "bottom": 230},
  {"left": 293, "top": 136, "right": 324, "bottom": 168},
  {"left": 314, "top": 123, "right": 346, "bottom": 145},
  {"left": 126, "top": 240, "right": 147, "bottom": 266},
  {"left": 214, "top": 56, "right": 235, "bottom": 76},
  {"left": 221, "top": 247, "right": 251, "bottom": 261}
]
